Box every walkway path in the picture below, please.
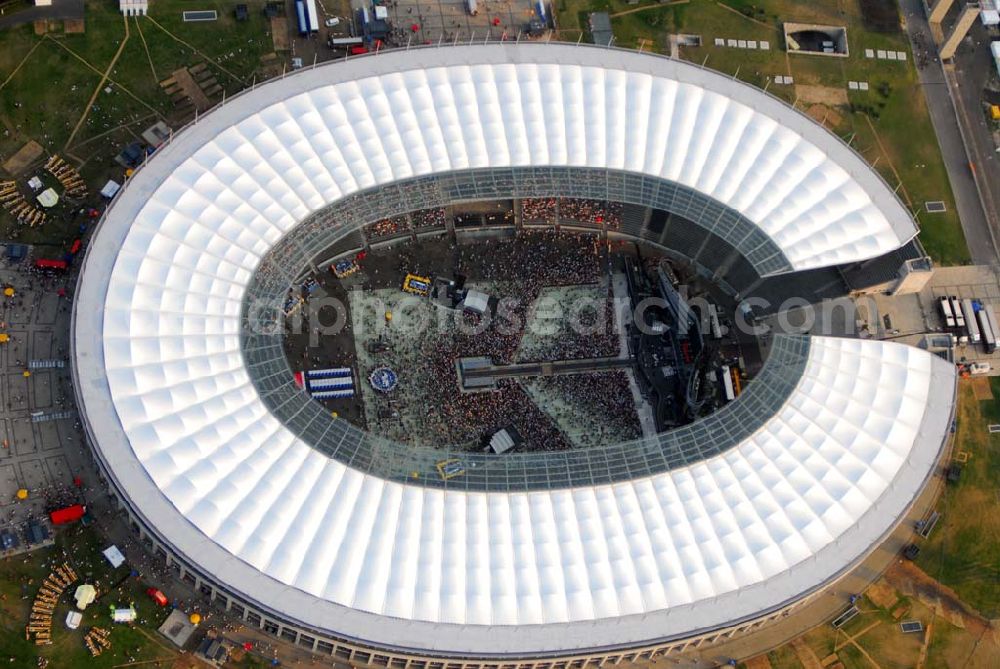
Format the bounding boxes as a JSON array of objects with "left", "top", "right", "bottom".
[
  {"left": 462, "top": 355, "right": 632, "bottom": 381},
  {"left": 65, "top": 14, "right": 130, "bottom": 150}
]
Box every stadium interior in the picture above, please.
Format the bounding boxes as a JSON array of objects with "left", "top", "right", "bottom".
[{"left": 280, "top": 195, "right": 926, "bottom": 456}]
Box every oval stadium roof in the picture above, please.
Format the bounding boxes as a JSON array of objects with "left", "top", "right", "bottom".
[{"left": 72, "top": 44, "right": 951, "bottom": 656}]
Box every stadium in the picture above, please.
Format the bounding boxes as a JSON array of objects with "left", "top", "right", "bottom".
[{"left": 72, "top": 44, "right": 957, "bottom": 665}]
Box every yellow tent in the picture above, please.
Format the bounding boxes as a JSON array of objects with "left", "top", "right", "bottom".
[
  {"left": 74, "top": 584, "right": 97, "bottom": 610},
  {"left": 189, "top": 612, "right": 202, "bottom": 625},
  {"left": 3, "top": 287, "right": 13, "bottom": 297},
  {"left": 15, "top": 489, "right": 27, "bottom": 500},
  {"left": 0, "top": 334, "right": 10, "bottom": 344}
]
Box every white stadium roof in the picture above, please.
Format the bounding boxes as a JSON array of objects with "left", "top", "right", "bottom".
[{"left": 72, "top": 45, "right": 951, "bottom": 656}]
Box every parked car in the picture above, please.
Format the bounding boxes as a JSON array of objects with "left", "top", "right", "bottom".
[{"left": 325, "top": 16, "right": 340, "bottom": 27}]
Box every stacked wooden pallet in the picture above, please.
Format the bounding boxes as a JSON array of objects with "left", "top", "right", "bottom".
[
  {"left": 44, "top": 155, "right": 87, "bottom": 199},
  {"left": 0, "top": 180, "right": 45, "bottom": 227},
  {"left": 25, "top": 562, "right": 78, "bottom": 645},
  {"left": 84, "top": 626, "right": 111, "bottom": 656}
]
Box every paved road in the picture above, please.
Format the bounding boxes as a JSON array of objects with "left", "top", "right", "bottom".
[
  {"left": 899, "top": 0, "right": 997, "bottom": 265},
  {"left": 950, "top": 19, "right": 1000, "bottom": 263},
  {"left": 0, "top": 0, "right": 83, "bottom": 30}
]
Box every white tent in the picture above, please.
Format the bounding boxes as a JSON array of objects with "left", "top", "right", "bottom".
[
  {"left": 118, "top": 0, "right": 147, "bottom": 15},
  {"left": 102, "top": 544, "right": 125, "bottom": 568},
  {"left": 488, "top": 429, "right": 516, "bottom": 454},
  {"left": 100, "top": 180, "right": 121, "bottom": 199},
  {"left": 463, "top": 290, "right": 489, "bottom": 315},
  {"left": 36, "top": 188, "right": 58, "bottom": 208},
  {"left": 112, "top": 606, "right": 136, "bottom": 623}
]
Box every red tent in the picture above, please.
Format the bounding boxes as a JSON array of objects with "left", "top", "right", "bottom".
[
  {"left": 49, "top": 504, "right": 85, "bottom": 525},
  {"left": 410, "top": 23, "right": 420, "bottom": 32},
  {"left": 34, "top": 259, "right": 68, "bottom": 271},
  {"left": 70, "top": 239, "right": 82, "bottom": 254},
  {"left": 146, "top": 588, "right": 168, "bottom": 607}
]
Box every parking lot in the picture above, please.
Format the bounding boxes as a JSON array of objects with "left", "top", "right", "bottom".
[{"left": 379, "top": 0, "right": 541, "bottom": 44}]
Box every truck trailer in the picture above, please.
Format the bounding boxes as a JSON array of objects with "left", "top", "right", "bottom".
[
  {"left": 304, "top": 0, "right": 319, "bottom": 32},
  {"left": 962, "top": 299, "right": 982, "bottom": 344},
  {"left": 951, "top": 296, "right": 965, "bottom": 328},
  {"left": 939, "top": 296, "right": 956, "bottom": 328},
  {"left": 984, "top": 304, "right": 1000, "bottom": 354},
  {"left": 979, "top": 303, "right": 997, "bottom": 354},
  {"left": 295, "top": 0, "right": 308, "bottom": 35}
]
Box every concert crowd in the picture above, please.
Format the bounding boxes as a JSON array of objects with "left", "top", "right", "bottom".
[
  {"left": 522, "top": 198, "right": 624, "bottom": 227},
  {"left": 386, "top": 230, "right": 638, "bottom": 451}
]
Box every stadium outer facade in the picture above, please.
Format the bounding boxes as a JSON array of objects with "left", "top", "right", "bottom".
[{"left": 71, "top": 43, "right": 957, "bottom": 666}]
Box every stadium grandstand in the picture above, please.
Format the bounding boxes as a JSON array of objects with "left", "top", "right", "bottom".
[{"left": 72, "top": 44, "right": 956, "bottom": 665}]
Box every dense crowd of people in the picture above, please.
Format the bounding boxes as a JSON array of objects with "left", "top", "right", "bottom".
[
  {"left": 560, "top": 198, "right": 623, "bottom": 227},
  {"left": 450, "top": 229, "right": 605, "bottom": 362},
  {"left": 521, "top": 197, "right": 558, "bottom": 222},
  {"left": 364, "top": 215, "right": 410, "bottom": 240},
  {"left": 529, "top": 372, "right": 642, "bottom": 448},
  {"left": 518, "top": 285, "right": 620, "bottom": 363},
  {"left": 351, "top": 229, "right": 641, "bottom": 452},
  {"left": 521, "top": 198, "right": 624, "bottom": 228},
  {"left": 423, "top": 344, "right": 573, "bottom": 451},
  {"left": 411, "top": 207, "right": 447, "bottom": 229},
  {"left": 362, "top": 208, "right": 451, "bottom": 241}
]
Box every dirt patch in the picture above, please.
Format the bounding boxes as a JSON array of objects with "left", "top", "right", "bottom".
[
  {"left": 271, "top": 17, "right": 289, "bottom": 51},
  {"left": 970, "top": 376, "right": 993, "bottom": 401},
  {"left": 866, "top": 580, "right": 899, "bottom": 611},
  {"left": 170, "top": 654, "right": 213, "bottom": 668},
  {"left": 1, "top": 140, "right": 43, "bottom": 176},
  {"left": 858, "top": 0, "right": 901, "bottom": 33},
  {"left": 791, "top": 637, "right": 823, "bottom": 669},
  {"left": 796, "top": 85, "right": 849, "bottom": 107},
  {"left": 804, "top": 103, "right": 844, "bottom": 128},
  {"left": 884, "top": 561, "right": 989, "bottom": 635},
  {"left": 63, "top": 18, "right": 85, "bottom": 34},
  {"left": 744, "top": 654, "right": 772, "bottom": 669}
]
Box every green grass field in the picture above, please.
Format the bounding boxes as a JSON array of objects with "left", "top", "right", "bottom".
[
  {"left": 918, "top": 379, "right": 1000, "bottom": 617},
  {"left": 0, "top": 524, "right": 271, "bottom": 667},
  {"left": 0, "top": 0, "right": 277, "bottom": 240},
  {"left": 0, "top": 526, "right": 175, "bottom": 668}
]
